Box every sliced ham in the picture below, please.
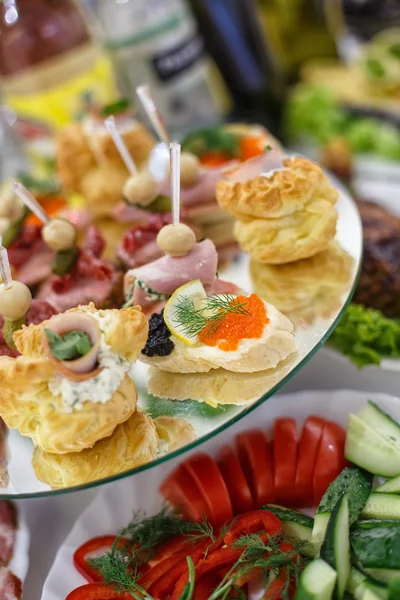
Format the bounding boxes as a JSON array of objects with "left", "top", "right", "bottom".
[
  {"left": 117, "top": 214, "right": 202, "bottom": 269},
  {"left": 158, "top": 169, "right": 223, "bottom": 207},
  {"left": 59, "top": 208, "right": 92, "bottom": 231},
  {"left": 0, "top": 568, "right": 22, "bottom": 600},
  {"left": 209, "top": 278, "right": 242, "bottom": 296},
  {"left": 37, "top": 272, "right": 119, "bottom": 313},
  {"left": 127, "top": 239, "right": 218, "bottom": 297},
  {"left": 118, "top": 239, "right": 162, "bottom": 269},
  {"left": 112, "top": 202, "right": 151, "bottom": 224},
  {"left": 224, "top": 148, "right": 285, "bottom": 183},
  {"left": 16, "top": 244, "right": 54, "bottom": 287},
  {"left": 0, "top": 502, "right": 16, "bottom": 566}
]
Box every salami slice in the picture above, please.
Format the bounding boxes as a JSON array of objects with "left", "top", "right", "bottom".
[
  {"left": 0, "top": 567, "right": 22, "bottom": 600},
  {"left": 0, "top": 503, "right": 16, "bottom": 566}
]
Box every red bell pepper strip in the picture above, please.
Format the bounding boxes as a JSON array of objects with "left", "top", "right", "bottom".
[
  {"left": 223, "top": 510, "right": 282, "bottom": 546},
  {"left": 73, "top": 536, "right": 127, "bottom": 584},
  {"left": 66, "top": 583, "right": 130, "bottom": 600}
]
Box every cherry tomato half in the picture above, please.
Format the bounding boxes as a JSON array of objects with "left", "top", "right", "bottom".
[
  {"left": 236, "top": 430, "right": 276, "bottom": 507},
  {"left": 160, "top": 465, "right": 208, "bottom": 521},
  {"left": 273, "top": 419, "right": 297, "bottom": 506},
  {"left": 182, "top": 453, "right": 233, "bottom": 527},
  {"left": 295, "top": 416, "right": 326, "bottom": 508},
  {"left": 217, "top": 445, "right": 253, "bottom": 515},
  {"left": 313, "top": 421, "right": 346, "bottom": 505}
]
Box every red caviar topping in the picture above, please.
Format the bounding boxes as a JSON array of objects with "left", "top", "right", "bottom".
[{"left": 199, "top": 294, "right": 269, "bottom": 351}]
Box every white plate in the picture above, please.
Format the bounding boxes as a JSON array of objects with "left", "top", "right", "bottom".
[
  {"left": 42, "top": 389, "right": 400, "bottom": 600},
  {"left": 10, "top": 503, "right": 30, "bottom": 583}
]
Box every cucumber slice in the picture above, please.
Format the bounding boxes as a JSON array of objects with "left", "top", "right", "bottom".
[
  {"left": 345, "top": 415, "right": 400, "bottom": 477},
  {"left": 357, "top": 401, "right": 400, "bottom": 452},
  {"left": 351, "top": 522, "right": 400, "bottom": 569},
  {"left": 361, "top": 494, "right": 400, "bottom": 520},
  {"left": 294, "top": 558, "right": 337, "bottom": 600},
  {"left": 320, "top": 495, "right": 351, "bottom": 600},
  {"left": 265, "top": 505, "right": 315, "bottom": 557},
  {"left": 365, "top": 569, "right": 400, "bottom": 584},
  {"left": 375, "top": 476, "right": 400, "bottom": 494},
  {"left": 312, "top": 467, "right": 372, "bottom": 550},
  {"left": 362, "top": 591, "right": 385, "bottom": 600},
  {"left": 347, "top": 567, "right": 388, "bottom": 600}
]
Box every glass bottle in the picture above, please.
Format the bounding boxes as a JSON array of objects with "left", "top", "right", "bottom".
[{"left": 81, "top": 0, "right": 231, "bottom": 137}]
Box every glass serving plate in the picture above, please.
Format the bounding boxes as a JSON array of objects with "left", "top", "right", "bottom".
[{"left": 0, "top": 178, "right": 362, "bottom": 498}]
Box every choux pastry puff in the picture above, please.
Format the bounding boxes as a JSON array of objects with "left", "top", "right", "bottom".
[{"left": 216, "top": 155, "right": 339, "bottom": 264}]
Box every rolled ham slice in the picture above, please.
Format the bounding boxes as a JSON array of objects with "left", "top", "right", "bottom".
[
  {"left": 37, "top": 273, "right": 118, "bottom": 314},
  {"left": 42, "top": 312, "right": 102, "bottom": 381},
  {"left": 223, "top": 148, "right": 285, "bottom": 183},
  {"left": 12, "top": 241, "right": 54, "bottom": 288},
  {"left": 127, "top": 239, "right": 218, "bottom": 298},
  {"left": 158, "top": 169, "right": 223, "bottom": 208}
]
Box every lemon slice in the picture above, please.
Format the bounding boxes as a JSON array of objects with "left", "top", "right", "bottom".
[{"left": 164, "top": 279, "right": 207, "bottom": 345}]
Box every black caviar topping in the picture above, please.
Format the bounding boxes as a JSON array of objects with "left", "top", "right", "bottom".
[{"left": 141, "top": 310, "right": 174, "bottom": 357}]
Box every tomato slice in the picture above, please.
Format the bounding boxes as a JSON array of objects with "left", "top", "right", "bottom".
[
  {"left": 236, "top": 430, "right": 276, "bottom": 507},
  {"left": 313, "top": 421, "right": 346, "bottom": 505},
  {"left": 223, "top": 510, "right": 282, "bottom": 545},
  {"left": 295, "top": 416, "right": 326, "bottom": 508},
  {"left": 182, "top": 453, "right": 233, "bottom": 527},
  {"left": 273, "top": 419, "right": 298, "bottom": 506},
  {"left": 66, "top": 583, "right": 130, "bottom": 599},
  {"left": 217, "top": 445, "right": 253, "bottom": 515},
  {"left": 73, "top": 536, "right": 124, "bottom": 583},
  {"left": 160, "top": 465, "right": 209, "bottom": 521}
]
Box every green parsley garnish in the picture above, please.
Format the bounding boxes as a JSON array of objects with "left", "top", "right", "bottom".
[
  {"left": 328, "top": 303, "right": 400, "bottom": 367},
  {"left": 181, "top": 127, "right": 240, "bottom": 158},
  {"left": 44, "top": 329, "right": 93, "bottom": 361},
  {"left": 173, "top": 294, "right": 250, "bottom": 340},
  {"left": 100, "top": 98, "right": 131, "bottom": 116}
]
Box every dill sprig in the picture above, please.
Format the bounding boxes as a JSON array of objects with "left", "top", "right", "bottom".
[{"left": 172, "top": 294, "right": 250, "bottom": 340}]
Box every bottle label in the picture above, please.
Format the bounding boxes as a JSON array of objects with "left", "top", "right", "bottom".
[
  {"left": 152, "top": 33, "right": 205, "bottom": 82},
  {"left": 1, "top": 44, "right": 116, "bottom": 128}
]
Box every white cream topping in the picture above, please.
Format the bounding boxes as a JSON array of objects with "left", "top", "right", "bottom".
[
  {"left": 48, "top": 312, "right": 130, "bottom": 411},
  {"left": 260, "top": 167, "right": 287, "bottom": 179}
]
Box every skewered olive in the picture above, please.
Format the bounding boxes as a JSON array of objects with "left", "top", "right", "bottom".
[
  {"left": 156, "top": 223, "right": 196, "bottom": 257},
  {"left": 123, "top": 172, "right": 159, "bottom": 207},
  {"left": 42, "top": 218, "right": 76, "bottom": 251},
  {"left": 0, "top": 280, "right": 32, "bottom": 321}
]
